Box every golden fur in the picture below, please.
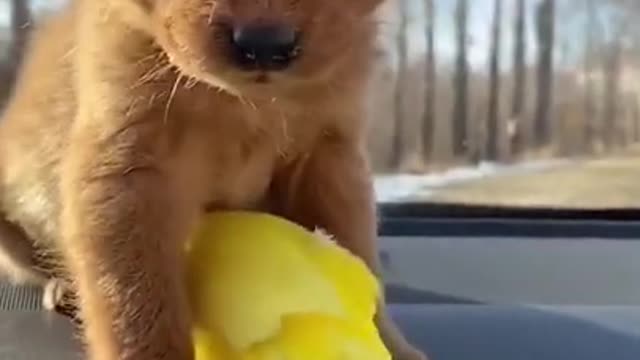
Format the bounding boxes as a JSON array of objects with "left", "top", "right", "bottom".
[{"left": 0, "top": 0, "right": 426, "bottom": 359}]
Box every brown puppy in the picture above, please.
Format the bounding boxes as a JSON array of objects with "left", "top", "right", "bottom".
[{"left": 0, "top": 0, "right": 427, "bottom": 359}]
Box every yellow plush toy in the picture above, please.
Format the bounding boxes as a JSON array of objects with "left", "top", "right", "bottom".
[{"left": 185, "top": 211, "right": 391, "bottom": 360}]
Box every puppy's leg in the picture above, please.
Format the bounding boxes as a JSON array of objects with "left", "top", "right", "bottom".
[
  {"left": 60, "top": 124, "right": 195, "bottom": 360},
  {"left": 0, "top": 215, "right": 45, "bottom": 285},
  {"left": 42, "top": 278, "right": 68, "bottom": 312},
  {"left": 0, "top": 215, "right": 67, "bottom": 311},
  {"left": 272, "top": 136, "right": 428, "bottom": 360}
]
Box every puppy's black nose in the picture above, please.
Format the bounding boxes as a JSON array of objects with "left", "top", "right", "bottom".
[{"left": 230, "top": 24, "right": 300, "bottom": 71}]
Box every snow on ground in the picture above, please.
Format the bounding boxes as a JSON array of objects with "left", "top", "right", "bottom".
[{"left": 374, "top": 159, "right": 575, "bottom": 202}]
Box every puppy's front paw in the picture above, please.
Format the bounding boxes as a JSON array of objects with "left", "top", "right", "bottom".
[
  {"left": 376, "top": 309, "right": 430, "bottom": 360},
  {"left": 42, "top": 278, "right": 66, "bottom": 311},
  {"left": 392, "top": 345, "right": 430, "bottom": 360}
]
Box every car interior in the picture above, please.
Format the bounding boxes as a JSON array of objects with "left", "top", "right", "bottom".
[
  {"left": 3, "top": 0, "right": 640, "bottom": 359},
  {"left": 2, "top": 203, "right": 640, "bottom": 359}
]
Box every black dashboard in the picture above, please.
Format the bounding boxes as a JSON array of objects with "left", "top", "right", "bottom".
[
  {"left": 381, "top": 203, "right": 640, "bottom": 360},
  {"left": 2, "top": 203, "right": 640, "bottom": 360}
]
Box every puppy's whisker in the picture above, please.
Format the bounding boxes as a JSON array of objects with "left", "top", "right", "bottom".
[
  {"left": 208, "top": 3, "right": 216, "bottom": 25},
  {"left": 163, "top": 73, "right": 183, "bottom": 125},
  {"left": 147, "top": 92, "right": 163, "bottom": 108},
  {"left": 136, "top": 51, "right": 164, "bottom": 66},
  {"left": 235, "top": 94, "right": 257, "bottom": 112},
  {"left": 185, "top": 76, "right": 199, "bottom": 89},
  {"left": 133, "top": 63, "right": 173, "bottom": 89}
]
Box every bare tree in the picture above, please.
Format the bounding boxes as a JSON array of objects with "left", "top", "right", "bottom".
[
  {"left": 534, "top": 0, "right": 555, "bottom": 148},
  {"left": 452, "top": 0, "right": 470, "bottom": 159},
  {"left": 9, "top": 0, "right": 32, "bottom": 72},
  {"left": 632, "top": 97, "right": 640, "bottom": 143},
  {"left": 510, "top": 0, "right": 527, "bottom": 155},
  {"left": 602, "top": 38, "right": 623, "bottom": 149},
  {"left": 392, "top": 0, "right": 410, "bottom": 169},
  {"left": 583, "top": 0, "right": 597, "bottom": 151},
  {"left": 2, "top": 0, "right": 32, "bottom": 107},
  {"left": 486, "top": 0, "right": 503, "bottom": 161},
  {"left": 422, "top": 0, "right": 436, "bottom": 162}
]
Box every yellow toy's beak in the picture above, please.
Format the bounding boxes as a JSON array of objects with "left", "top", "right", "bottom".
[{"left": 185, "top": 212, "right": 391, "bottom": 360}]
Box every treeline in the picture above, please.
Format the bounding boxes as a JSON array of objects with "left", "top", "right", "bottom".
[
  {"left": 2, "top": 0, "right": 640, "bottom": 176},
  {"left": 367, "top": 0, "right": 640, "bottom": 173},
  {"left": 0, "top": 0, "right": 31, "bottom": 107}
]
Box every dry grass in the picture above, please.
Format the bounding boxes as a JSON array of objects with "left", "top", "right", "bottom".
[{"left": 429, "top": 146, "right": 640, "bottom": 208}]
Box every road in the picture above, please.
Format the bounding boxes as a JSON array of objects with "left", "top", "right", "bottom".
[{"left": 429, "top": 147, "right": 640, "bottom": 208}]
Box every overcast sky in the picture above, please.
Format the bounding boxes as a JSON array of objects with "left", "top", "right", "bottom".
[
  {"left": 376, "top": 0, "right": 540, "bottom": 71},
  {"left": 0, "top": 0, "right": 66, "bottom": 24}
]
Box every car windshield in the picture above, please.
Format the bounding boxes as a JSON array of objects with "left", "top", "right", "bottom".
[
  {"left": 368, "top": 0, "right": 638, "bottom": 209},
  {"left": 0, "top": 0, "right": 637, "bottom": 210}
]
